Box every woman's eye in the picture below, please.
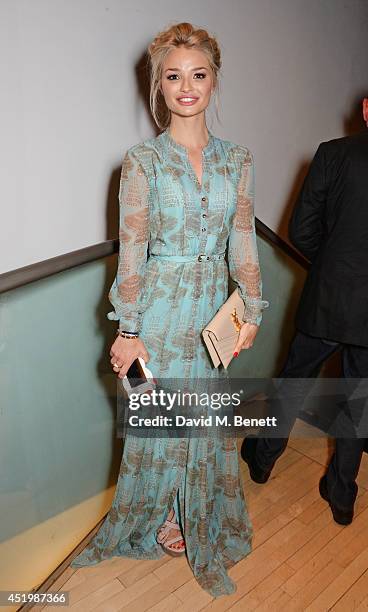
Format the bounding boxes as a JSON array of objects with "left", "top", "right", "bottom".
[{"left": 166, "top": 73, "right": 206, "bottom": 80}]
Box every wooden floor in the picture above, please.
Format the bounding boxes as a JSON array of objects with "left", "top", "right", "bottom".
[{"left": 41, "top": 434, "right": 368, "bottom": 612}]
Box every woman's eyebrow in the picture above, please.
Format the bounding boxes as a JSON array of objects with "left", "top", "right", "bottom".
[{"left": 165, "top": 66, "right": 208, "bottom": 72}]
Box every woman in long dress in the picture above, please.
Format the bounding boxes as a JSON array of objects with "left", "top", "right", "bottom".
[{"left": 71, "top": 21, "right": 268, "bottom": 597}]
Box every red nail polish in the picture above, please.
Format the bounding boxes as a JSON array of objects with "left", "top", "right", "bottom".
[{"left": 233, "top": 352, "right": 238, "bottom": 357}]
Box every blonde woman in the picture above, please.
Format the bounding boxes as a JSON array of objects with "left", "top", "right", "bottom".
[{"left": 71, "top": 22, "right": 268, "bottom": 597}]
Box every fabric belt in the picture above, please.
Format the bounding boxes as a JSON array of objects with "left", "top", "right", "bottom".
[{"left": 150, "top": 252, "right": 226, "bottom": 263}]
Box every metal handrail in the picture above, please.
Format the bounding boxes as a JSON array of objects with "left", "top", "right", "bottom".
[{"left": 0, "top": 219, "right": 309, "bottom": 294}]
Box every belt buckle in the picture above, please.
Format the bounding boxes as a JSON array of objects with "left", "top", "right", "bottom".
[{"left": 198, "top": 254, "right": 210, "bottom": 262}]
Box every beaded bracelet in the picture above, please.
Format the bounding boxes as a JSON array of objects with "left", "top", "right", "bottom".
[{"left": 116, "top": 329, "right": 139, "bottom": 339}]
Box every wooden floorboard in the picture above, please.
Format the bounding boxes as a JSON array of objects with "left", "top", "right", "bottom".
[{"left": 39, "top": 434, "right": 368, "bottom": 611}]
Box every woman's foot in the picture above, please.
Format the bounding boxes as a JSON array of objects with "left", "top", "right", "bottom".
[{"left": 156, "top": 508, "right": 186, "bottom": 556}]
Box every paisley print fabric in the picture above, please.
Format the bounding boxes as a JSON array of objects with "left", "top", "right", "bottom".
[{"left": 71, "top": 128, "right": 268, "bottom": 597}]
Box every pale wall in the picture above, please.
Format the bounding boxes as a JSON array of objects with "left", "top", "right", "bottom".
[{"left": 1, "top": 0, "right": 368, "bottom": 274}]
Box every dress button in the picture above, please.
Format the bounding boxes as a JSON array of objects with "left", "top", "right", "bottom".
[
  {"left": 201, "top": 227, "right": 206, "bottom": 232},
  {"left": 202, "top": 213, "right": 207, "bottom": 218},
  {"left": 201, "top": 196, "right": 207, "bottom": 202}
]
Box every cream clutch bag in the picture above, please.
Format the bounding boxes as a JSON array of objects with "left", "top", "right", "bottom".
[{"left": 202, "top": 288, "right": 245, "bottom": 369}]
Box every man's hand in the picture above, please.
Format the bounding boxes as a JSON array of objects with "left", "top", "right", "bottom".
[{"left": 363, "top": 98, "right": 368, "bottom": 127}]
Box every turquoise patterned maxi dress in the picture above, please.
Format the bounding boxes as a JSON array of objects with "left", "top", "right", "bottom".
[{"left": 71, "top": 127, "right": 268, "bottom": 597}]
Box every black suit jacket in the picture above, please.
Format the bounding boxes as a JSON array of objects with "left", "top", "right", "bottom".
[{"left": 290, "top": 131, "right": 368, "bottom": 347}]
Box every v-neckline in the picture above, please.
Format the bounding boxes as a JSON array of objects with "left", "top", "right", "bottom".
[
  {"left": 163, "top": 127, "right": 215, "bottom": 189},
  {"left": 187, "top": 150, "right": 204, "bottom": 188}
]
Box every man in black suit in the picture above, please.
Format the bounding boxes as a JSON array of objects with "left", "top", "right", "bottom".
[{"left": 241, "top": 99, "right": 368, "bottom": 525}]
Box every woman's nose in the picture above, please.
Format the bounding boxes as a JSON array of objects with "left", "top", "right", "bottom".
[{"left": 180, "top": 77, "right": 192, "bottom": 92}]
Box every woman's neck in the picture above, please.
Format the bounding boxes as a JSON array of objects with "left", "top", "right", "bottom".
[{"left": 168, "top": 116, "right": 209, "bottom": 151}]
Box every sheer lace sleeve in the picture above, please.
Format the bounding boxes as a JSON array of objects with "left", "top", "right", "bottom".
[
  {"left": 228, "top": 149, "right": 269, "bottom": 326},
  {"left": 106, "top": 148, "right": 150, "bottom": 333}
]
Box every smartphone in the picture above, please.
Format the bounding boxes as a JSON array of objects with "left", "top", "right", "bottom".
[{"left": 122, "top": 357, "right": 156, "bottom": 396}]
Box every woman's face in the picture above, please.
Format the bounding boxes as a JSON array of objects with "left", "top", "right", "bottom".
[{"left": 160, "top": 47, "right": 214, "bottom": 121}]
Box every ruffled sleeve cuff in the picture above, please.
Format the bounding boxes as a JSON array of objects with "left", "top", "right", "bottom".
[{"left": 240, "top": 295, "right": 270, "bottom": 326}]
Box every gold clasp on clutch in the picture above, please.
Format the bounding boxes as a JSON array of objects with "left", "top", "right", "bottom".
[{"left": 230, "top": 307, "right": 242, "bottom": 332}]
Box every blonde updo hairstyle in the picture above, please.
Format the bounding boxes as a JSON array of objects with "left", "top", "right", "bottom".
[{"left": 148, "top": 22, "right": 221, "bottom": 130}]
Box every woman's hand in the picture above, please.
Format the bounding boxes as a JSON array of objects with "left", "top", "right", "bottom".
[
  {"left": 110, "top": 335, "right": 150, "bottom": 379},
  {"left": 233, "top": 322, "right": 259, "bottom": 356}
]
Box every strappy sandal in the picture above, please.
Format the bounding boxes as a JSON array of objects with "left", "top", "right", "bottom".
[{"left": 156, "top": 513, "right": 186, "bottom": 557}]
